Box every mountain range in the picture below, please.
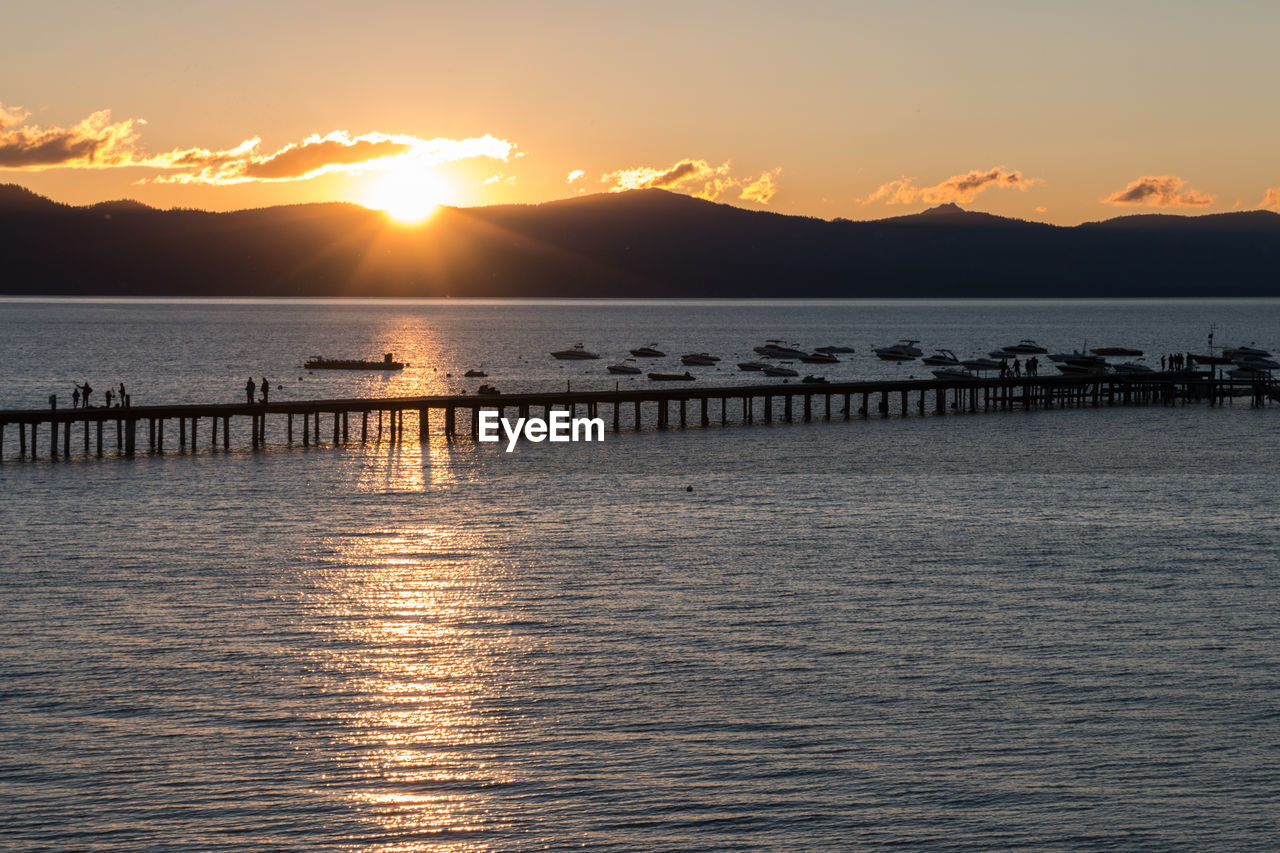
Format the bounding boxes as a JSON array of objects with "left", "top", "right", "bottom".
[{"left": 2, "top": 184, "right": 1277, "bottom": 297}]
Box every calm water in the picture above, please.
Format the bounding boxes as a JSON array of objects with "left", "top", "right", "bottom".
[{"left": 1, "top": 299, "right": 1278, "bottom": 851}]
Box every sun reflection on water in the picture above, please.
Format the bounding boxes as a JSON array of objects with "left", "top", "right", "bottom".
[{"left": 312, "top": 525, "right": 521, "bottom": 848}]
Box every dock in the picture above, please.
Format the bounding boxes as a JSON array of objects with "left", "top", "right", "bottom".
[{"left": 0, "top": 371, "right": 1273, "bottom": 461}]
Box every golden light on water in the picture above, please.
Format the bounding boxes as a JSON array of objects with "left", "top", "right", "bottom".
[{"left": 314, "top": 525, "right": 521, "bottom": 845}]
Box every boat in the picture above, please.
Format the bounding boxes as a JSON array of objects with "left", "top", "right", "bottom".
[
  {"left": 799, "top": 352, "right": 840, "bottom": 364},
  {"left": 873, "top": 340, "right": 922, "bottom": 361},
  {"left": 680, "top": 353, "right": 720, "bottom": 366},
  {"left": 762, "top": 365, "right": 799, "bottom": 377},
  {"left": 800, "top": 375, "right": 828, "bottom": 384},
  {"left": 1189, "top": 327, "right": 1233, "bottom": 366},
  {"left": 737, "top": 361, "right": 769, "bottom": 371},
  {"left": 464, "top": 369, "right": 487, "bottom": 378},
  {"left": 960, "top": 357, "right": 1005, "bottom": 372},
  {"left": 921, "top": 349, "right": 961, "bottom": 366},
  {"left": 932, "top": 367, "right": 980, "bottom": 381},
  {"left": 629, "top": 345, "right": 665, "bottom": 358},
  {"left": 304, "top": 353, "right": 406, "bottom": 370},
  {"left": 477, "top": 384, "right": 501, "bottom": 395},
  {"left": 551, "top": 344, "right": 600, "bottom": 360},
  {"left": 1000, "top": 339, "right": 1048, "bottom": 354},
  {"left": 1055, "top": 353, "right": 1107, "bottom": 374},
  {"left": 1090, "top": 346, "right": 1144, "bottom": 357},
  {"left": 1228, "top": 366, "right": 1272, "bottom": 380},
  {"left": 648, "top": 371, "right": 695, "bottom": 381},
  {"left": 814, "top": 345, "right": 856, "bottom": 354},
  {"left": 753, "top": 340, "right": 807, "bottom": 358},
  {"left": 1225, "top": 345, "right": 1272, "bottom": 360},
  {"left": 607, "top": 359, "right": 642, "bottom": 375},
  {"left": 1111, "top": 360, "right": 1154, "bottom": 374},
  {"left": 1232, "top": 354, "right": 1280, "bottom": 370}
]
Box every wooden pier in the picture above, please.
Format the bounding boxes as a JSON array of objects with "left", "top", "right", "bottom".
[{"left": 0, "top": 371, "right": 1273, "bottom": 461}]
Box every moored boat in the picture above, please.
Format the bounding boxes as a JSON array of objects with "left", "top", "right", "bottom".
[
  {"left": 607, "top": 359, "right": 642, "bottom": 375},
  {"left": 922, "top": 349, "right": 961, "bottom": 366},
  {"left": 932, "top": 367, "right": 980, "bottom": 381},
  {"left": 737, "top": 361, "right": 768, "bottom": 371},
  {"left": 464, "top": 369, "right": 487, "bottom": 377},
  {"left": 551, "top": 344, "right": 601, "bottom": 360},
  {"left": 629, "top": 345, "right": 665, "bottom": 358},
  {"left": 754, "top": 340, "right": 807, "bottom": 358},
  {"left": 1001, "top": 339, "right": 1048, "bottom": 354},
  {"left": 680, "top": 353, "right": 720, "bottom": 366},
  {"left": 304, "top": 353, "right": 406, "bottom": 370},
  {"left": 874, "top": 340, "right": 922, "bottom": 361},
  {"left": 1090, "top": 346, "right": 1144, "bottom": 357},
  {"left": 799, "top": 352, "right": 840, "bottom": 363},
  {"left": 648, "top": 371, "right": 695, "bottom": 381},
  {"left": 762, "top": 365, "right": 799, "bottom": 377},
  {"left": 477, "top": 384, "right": 501, "bottom": 395},
  {"left": 800, "top": 375, "right": 828, "bottom": 384}
]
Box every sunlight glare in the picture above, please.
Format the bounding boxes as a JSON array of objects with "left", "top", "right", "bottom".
[{"left": 364, "top": 169, "right": 452, "bottom": 224}]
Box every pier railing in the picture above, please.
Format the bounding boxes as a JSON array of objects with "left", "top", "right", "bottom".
[{"left": 0, "top": 371, "right": 1272, "bottom": 461}]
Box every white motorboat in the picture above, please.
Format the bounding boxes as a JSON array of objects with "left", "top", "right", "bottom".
[
  {"left": 873, "top": 340, "right": 922, "bottom": 361},
  {"left": 1224, "top": 345, "right": 1272, "bottom": 360},
  {"left": 763, "top": 365, "right": 799, "bottom": 377},
  {"left": 1000, "top": 339, "right": 1048, "bottom": 354},
  {"left": 629, "top": 345, "right": 665, "bottom": 358},
  {"left": 753, "top": 340, "right": 808, "bottom": 358},
  {"left": 961, "top": 357, "right": 1005, "bottom": 372},
  {"left": 681, "top": 352, "right": 719, "bottom": 366},
  {"left": 607, "top": 359, "right": 642, "bottom": 375},
  {"left": 799, "top": 352, "right": 840, "bottom": 363},
  {"left": 922, "top": 349, "right": 961, "bottom": 366},
  {"left": 932, "top": 367, "right": 980, "bottom": 381},
  {"left": 1111, "top": 360, "right": 1154, "bottom": 374},
  {"left": 551, "top": 344, "right": 600, "bottom": 360}
]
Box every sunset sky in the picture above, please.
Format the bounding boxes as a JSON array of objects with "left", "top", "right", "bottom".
[{"left": 4, "top": 0, "right": 1278, "bottom": 225}]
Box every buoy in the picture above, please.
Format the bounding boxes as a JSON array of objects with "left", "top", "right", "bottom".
[{"left": 686, "top": 485, "right": 693, "bottom": 492}]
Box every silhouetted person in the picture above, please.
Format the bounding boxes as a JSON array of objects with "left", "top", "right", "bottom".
[
  {"left": 72, "top": 387, "right": 80, "bottom": 408},
  {"left": 49, "top": 394, "right": 56, "bottom": 410},
  {"left": 118, "top": 383, "right": 127, "bottom": 406},
  {"left": 80, "top": 381, "right": 92, "bottom": 407},
  {"left": 260, "top": 377, "right": 269, "bottom": 404},
  {"left": 104, "top": 389, "right": 114, "bottom": 408},
  {"left": 245, "top": 377, "right": 256, "bottom": 403}
]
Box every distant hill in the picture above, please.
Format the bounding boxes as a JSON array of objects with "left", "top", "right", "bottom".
[{"left": 1, "top": 184, "right": 1277, "bottom": 297}]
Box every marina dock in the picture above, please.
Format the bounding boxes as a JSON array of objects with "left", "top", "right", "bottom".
[{"left": 0, "top": 371, "right": 1273, "bottom": 461}]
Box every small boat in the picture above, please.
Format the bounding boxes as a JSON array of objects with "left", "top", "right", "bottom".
[
  {"left": 1000, "top": 339, "right": 1048, "bottom": 354},
  {"left": 932, "top": 367, "right": 980, "bottom": 381},
  {"left": 800, "top": 375, "right": 828, "bottom": 384},
  {"left": 551, "top": 344, "right": 600, "bottom": 360},
  {"left": 815, "top": 345, "right": 856, "bottom": 354},
  {"left": 1111, "top": 360, "right": 1154, "bottom": 374},
  {"left": 961, "top": 357, "right": 1005, "bottom": 372},
  {"left": 464, "top": 369, "right": 487, "bottom": 378},
  {"left": 681, "top": 353, "right": 719, "bottom": 366},
  {"left": 1224, "top": 345, "right": 1273, "bottom": 360},
  {"left": 922, "top": 349, "right": 961, "bottom": 366},
  {"left": 799, "top": 352, "right": 840, "bottom": 364},
  {"left": 648, "top": 371, "right": 695, "bottom": 381},
  {"left": 607, "top": 359, "right": 642, "bottom": 375},
  {"left": 763, "top": 365, "right": 799, "bottom": 377},
  {"left": 1056, "top": 354, "right": 1107, "bottom": 374},
  {"left": 477, "top": 384, "right": 501, "bottom": 395},
  {"left": 737, "top": 361, "right": 769, "bottom": 371},
  {"left": 754, "top": 340, "right": 807, "bottom": 358},
  {"left": 873, "top": 340, "right": 922, "bottom": 361},
  {"left": 1233, "top": 355, "right": 1280, "bottom": 370},
  {"left": 305, "top": 353, "right": 406, "bottom": 370},
  {"left": 629, "top": 345, "right": 666, "bottom": 358},
  {"left": 1090, "top": 346, "right": 1143, "bottom": 357}
]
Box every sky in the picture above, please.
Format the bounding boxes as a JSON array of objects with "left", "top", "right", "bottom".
[{"left": 3, "top": 0, "right": 1279, "bottom": 225}]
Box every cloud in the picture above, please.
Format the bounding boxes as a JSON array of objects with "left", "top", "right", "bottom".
[
  {"left": 1101, "top": 175, "right": 1213, "bottom": 207},
  {"left": 603, "top": 158, "right": 781, "bottom": 204},
  {"left": 566, "top": 169, "right": 585, "bottom": 183},
  {"left": 149, "top": 131, "right": 515, "bottom": 185},
  {"left": 0, "top": 103, "right": 145, "bottom": 169},
  {"left": 739, "top": 168, "right": 781, "bottom": 204},
  {"left": 0, "top": 103, "right": 515, "bottom": 184},
  {"left": 1257, "top": 188, "right": 1280, "bottom": 211},
  {"left": 860, "top": 167, "right": 1039, "bottom": 205}
]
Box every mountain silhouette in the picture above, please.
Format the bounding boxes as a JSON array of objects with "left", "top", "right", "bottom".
[{"left": 1, "top": 184, "right": 1277, "bottom": 297}]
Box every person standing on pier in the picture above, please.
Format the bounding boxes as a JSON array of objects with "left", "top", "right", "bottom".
[
  {"left": 104, "top": 388, "right": 114, "bottom": 408},
  {"left": 245, "top": 377, "right": 256, "bottom": 404},
  {"left": 118, "top": 382, "right": 127, "bottom": 406},
  {"left": 80, "top": 381, "right": 92, "bottom": 407},
  {"left": 72, "top": 386, "right": 81, "bottom": 408},
  {"left": 260, "top": 377, "right": 269, "bottom": 404}
]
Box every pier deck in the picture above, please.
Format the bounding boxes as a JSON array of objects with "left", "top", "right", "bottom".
[{"left": 0, "top": 371, "right": 1272, "bottom": 461}]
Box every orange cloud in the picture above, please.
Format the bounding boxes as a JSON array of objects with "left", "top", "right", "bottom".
[
  {"left": 1257, "top": 188, "right": 1280, "bottom": 211},
  {"left": 0, "top": 103, "right": 515, "bottom": 184},
  {"left": 0, "top": 103, "right": 144, "bottom": 169},
  {"left": 861, "top": 167, "right": 1038, "bottom": 205},
  {"left": 603, "top": 158, "right": 781, "bottom": 204},
  {"left": 566, "top": 169, "right": 585, "bottom": 183},
  {"left": 1102, "top": 175, "right": 1213, "bottom": 207},
  {"left": 740, "top": 168, "right": 781, "bottom": 204}
]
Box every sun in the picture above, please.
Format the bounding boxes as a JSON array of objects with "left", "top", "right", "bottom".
[{"left": 363, "top": 169, "right": 452, "bottom": 224}]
